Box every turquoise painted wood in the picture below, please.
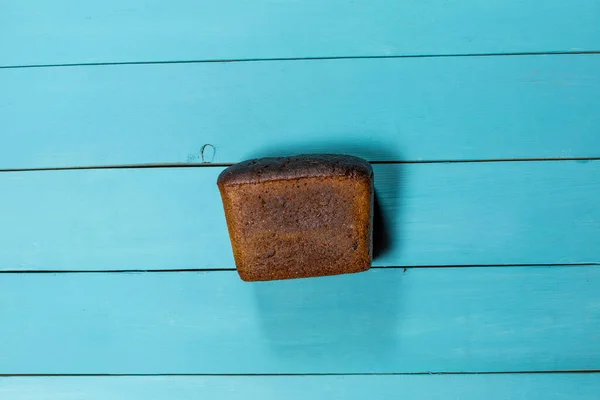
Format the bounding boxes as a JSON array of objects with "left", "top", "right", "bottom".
[
  {"left": 1, "top": 267, "right": 599, "bottom": 374},
  {"left": 1, "top": 1, "right": 599, "bottom": 67},
  {"left": 2, "top": 55, "right": 600, "bottom": 169},
  {"left": 2, "top": 374, "right": 600, "bottom": 400},
  {"left": 1, "top": 161, "right": 598, "bottom": 271},
  {"left": 2, "top": 0, "right": 600, "bottom": 395}
]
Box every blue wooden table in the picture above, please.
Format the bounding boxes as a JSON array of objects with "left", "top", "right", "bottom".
[{"left": 1, "top": 1, "right": 599, "bottom": 398}]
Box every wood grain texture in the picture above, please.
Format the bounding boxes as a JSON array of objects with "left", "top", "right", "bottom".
[
  {"left": 2, "top": 55, "right": 600, "bottom": 169},
  {"left": 1, "top": 0, "right": 599, "bottom": 67},
  {"left": 1, "top": 267, "right": 599, "bottom": 374},
  {"left": 0, "top": 161, "right": 598, "bottom": 271},
  {"left": 2, "top": 374, "right": 600, "bottom": 400}
]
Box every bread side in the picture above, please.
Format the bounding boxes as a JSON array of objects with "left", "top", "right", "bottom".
[{"left": 218, "top": 154, "right": 373, "bottom": 281}]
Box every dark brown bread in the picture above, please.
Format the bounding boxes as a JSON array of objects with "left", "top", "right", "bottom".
[{"left": 217, "top": 154, "right": 373, "bottom": 281}]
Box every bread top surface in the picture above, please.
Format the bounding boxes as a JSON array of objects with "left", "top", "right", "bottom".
[{"left": 217, "top": 154, "right": 373, "bottom": 186}]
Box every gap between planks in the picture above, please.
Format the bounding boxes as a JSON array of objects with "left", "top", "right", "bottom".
[
  {"left": 2, "top": 370, "right": 600, "bottom": 377},
  {"left": 1, "top": 263, "right": 598, "bottom": 274},
  {"left": 1, "top": 157, "right": 600, "bottom": 174},
  {"left": 1, "top": 50, "right": 599, "bottom": 70}
]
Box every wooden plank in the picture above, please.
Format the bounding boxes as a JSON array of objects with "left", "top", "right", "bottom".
[
  {"left": 1, "top": 0, "right": 599, "bottom": 67},
  {"left": 1, "top": 55, "right": 600, "bottom": 169},
  {"left": 0, "top": 161, "right": 598, "bottom": 271},
  {"left": 0, "top": 267, "right": 599, "bottom": 373},
  {"left": 2, "top": 374, "right": 600, "bottom": 400}
]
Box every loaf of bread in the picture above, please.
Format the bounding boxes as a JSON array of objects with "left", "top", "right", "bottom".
[{"left": 217, "top": 154, "right": 373, "bottom": 281}]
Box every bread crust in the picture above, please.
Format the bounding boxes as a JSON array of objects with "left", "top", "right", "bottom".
[{"left": 218, "top": 154, "right": 374, "bottom": 281}]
